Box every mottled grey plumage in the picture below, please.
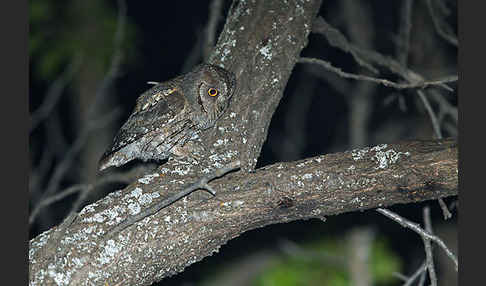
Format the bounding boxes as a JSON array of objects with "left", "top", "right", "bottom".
[{"left": 98, "top": 64, "right": 236, "bottom": 171}]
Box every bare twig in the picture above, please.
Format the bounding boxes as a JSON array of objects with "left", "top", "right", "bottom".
[
  {"left": 394, "top": 260, "right": 427, "bottom": 286},
  {"left": 417, "top": 90, "right": 443, "bottom": 138},
  {"left": 34, "top": 185, "right": 88, "bottom": 212},
  {"left": 426, "top": 0, "right": 458, "bottom": 46},
  {"left": 339, "top": 0, "right": 376, "bottom": 149},
  {"left": 32, "top": 168, "right": 136, "bottom": 220},
  {"left": 394, "top": 1, "right": 454, "bottom": 221},
  {"left": 376, "top": 208, "right": 458, "bottom": 271},
  {"left": 29, "top": 108, "right": 122, "bottom": 225},
  {"left": 437, "top": 197, "right": 452, "bottom": 219},
  {"left": 298, "top": 57, "right": 457, "bottom": 92},
  {"left": 418, "top": 270, "right": 427, "bottom": 286},
  {"left": 312, "top": 16, "right": 378, "bottom": 74},
  {"left": 30, "top": 0, "right": 128, "bottom": 226},
  {"left": 422, "top": 206, "right": 438, "bottom": 286},
  {"left": 29, "top": 148, "right": 53, "bottom": 195},
  {"left": 106, "top": 160, "right": 241, "bottom": 237},
  {"left": 30, "top": 56, "right": 82, "bottom": 132},
  {"left": 348, "top": 227, "right": 373, "bottom": 286},
  {"left": 86, "top": 0, "right": 127, "bottom": 116},
  {"left": 430, "top": 89, "right": 458, "bottom": 124},
  {"left": 203, "top": 0, "right": 224, "bottom": 60},
  {"left": 396, "top": 0, "right": 414, "bottom": 66},
  {"left": 312, "top": 16, "right": 454, "bottom": 93}
]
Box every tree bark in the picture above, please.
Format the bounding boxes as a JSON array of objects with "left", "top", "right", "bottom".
[{"left": 29, "top": 1, "right": 458, "bottom": 285}]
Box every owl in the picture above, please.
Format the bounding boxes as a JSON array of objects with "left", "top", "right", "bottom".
[{"left": 98, "top": 64, "right": 236, "bottom": 171}]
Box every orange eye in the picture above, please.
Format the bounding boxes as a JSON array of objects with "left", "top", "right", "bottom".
[{"left": 208, "top": 88, "right": 219, "bottom": 97}]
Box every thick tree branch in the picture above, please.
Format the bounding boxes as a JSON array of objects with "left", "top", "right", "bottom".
[{"left": 29, "top": 138, "right": 457, "bottom": 285}]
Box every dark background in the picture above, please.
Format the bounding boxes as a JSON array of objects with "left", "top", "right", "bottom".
[{"left": 29, "top": 0, "right": 457, "bottom": 285}]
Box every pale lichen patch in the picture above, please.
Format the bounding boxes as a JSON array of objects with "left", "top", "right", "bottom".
[
  {"left": 191, "top": 210, "right": 214, "bottom": 222},
  {"left": 352, "top": 147, "right": 370, "bottom": 161},
  {"left": 311, "top": 208, "right": 322, "bottom": 216},
  {"left": 138, "top": 173, "right": 160, "bottom": 184},
  {"left": 259, "top": 44, "right": 273, "bottom": 61},
  {"left": 97, "top": 239, "right": 123, "bottom": 265},
  {"left": 129, "top": 187, "right": 143, "bottom": 198},
  {"left": 81, "top": 204, "right": 126, "bottom": 226},
  {"left": 138, "top": 192, "right": 160, "bottom": 205},
  {"left": 302, "top": 173, "right": 313, "bottom": 180},
  {"left": 48, "top": 262, "right": 71, "bottom": 285},
  {"left": 213, "top": 138, "right": 229, "bottom": 147},
  {"left": 373, "top": 149, "right": 410, "bottom": 169},
  {"left": 128, "top": 202, "right": 141, "bottom": 215},
  {"left": 172, "top": 164, "right": 193, "bottom": 176},
  {"left": 371, "top": 144, "right": 388, "bottom": 151}
]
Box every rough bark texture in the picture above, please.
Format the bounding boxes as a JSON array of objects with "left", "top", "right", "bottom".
[
  {"left": 29, "top": 1, "right": 458, "bottom": 285},
  {"left": 29, "top": 138, "right": 457, "bottom": 285}
]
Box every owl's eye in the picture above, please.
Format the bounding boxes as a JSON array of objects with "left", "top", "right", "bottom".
[{"left": 207, "top": 88, "right": 219, "bottom": 97}]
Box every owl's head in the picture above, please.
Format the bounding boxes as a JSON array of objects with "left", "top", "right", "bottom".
[{"left": 184, "top": 64, "right": 236, "bottom": 129}]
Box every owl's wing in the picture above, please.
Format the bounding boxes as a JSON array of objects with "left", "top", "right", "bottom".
[{"left": 98, "top": 81, "right": 190, "bottom": 170}]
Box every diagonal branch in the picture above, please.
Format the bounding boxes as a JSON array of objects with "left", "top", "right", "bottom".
[{"left": 30, "top": 138, "right": 457, "bottom": 285}]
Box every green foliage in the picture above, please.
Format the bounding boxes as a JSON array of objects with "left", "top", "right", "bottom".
[
  {"left": 371, "top": 240, "right": 402, "bottom": 285},
  {"left": 253, "top": 237, "right": 402, "bottom": 286},
  {"left": 29, "top": 0, "right": 137, "bottom": 80}
]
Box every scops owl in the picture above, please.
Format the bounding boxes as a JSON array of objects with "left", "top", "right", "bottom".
[{"left": 98, "top": 64, "right": 236, "bottom": 171}]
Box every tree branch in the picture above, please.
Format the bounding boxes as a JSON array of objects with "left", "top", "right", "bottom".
[{"left": 30, "top": 138, "right": 457, "bottom": 285}]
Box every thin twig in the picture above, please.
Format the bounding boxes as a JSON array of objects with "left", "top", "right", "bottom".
[
  {"left": 33, "top": 169, "right": 136, "bottom": 219},
  {"left": 396, "top": 0, "right": 414, "bottom": 66},
  {"left": 29, "top": 108, "right": 122, "bottom": 225},
  {"left": 203, "top": 0, "right": 224, "bottom": 61},
  {"left": 376, "top": 208, "right": 458, "bottom": 271},
  {"left": 395, "top": 2, "right": 454, "bottom": 221},
  {"left": 418, "top": 270, "right": 427, "bottom": 286},
  {"left": 312, "top": 16, "right": 454, "bottom": 92},
  {"left": 30, "top": 0, "right": 128, "bottom": 226},
  {"left": 437, "top": 197, "right": 452, "bottom": 219},
  {"left": 393, "top": 272, "right": 408, "bottom": 282},
  {"left": 430, "top": 89, "right": 458, "bottom": 124},
  {"left": 401, "top": 260, "right": 427, "bottom": 286},
  {"left": 29, "top": 148, "right": 53, "bottom": 195},
  {"left": 30, "top": 56, "right": 82, "bottom": 132},
  {"left": 426, "top": 0, "right": 458, "bottom": 46},
  {"left": 312, "top": 16, "right": 379, "bottom": 74},
  {"left": 67, "top": 167, "right": 147, "bottom": 216},
  {"left": 417, "top": 90, "right": 443, "bottom": 139},
  {"left": 348, "top": 227, "right": 373, "bottom": 286},
  {"left": 298, "top": 57, "right": 457, "bottom": 92},
  {"left": 423, "top": 206, "right": 438, "bottom": 286},
  {"left": 34, "top": 185, "right": 88, "bottom": 211},
  {"left": 86, "top": 0, "right": 127, "bottom": 116},
  {"left": 107, "top": 160, "right": 241, "bottom": 237}
]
